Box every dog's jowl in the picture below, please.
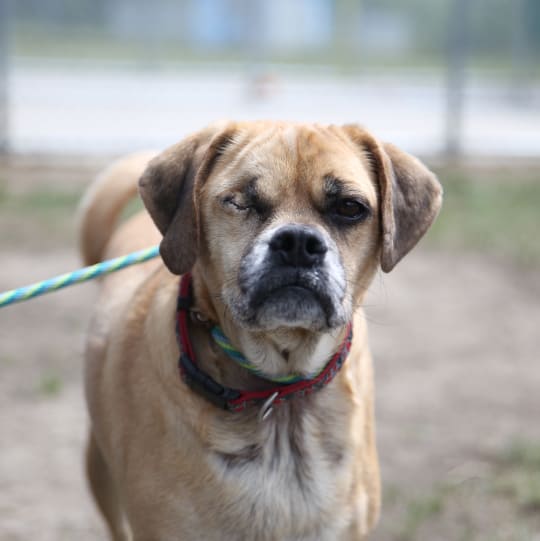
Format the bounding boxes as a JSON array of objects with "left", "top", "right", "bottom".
[{"left": 80, "top": 121, "right": 442, "bottom": 541}]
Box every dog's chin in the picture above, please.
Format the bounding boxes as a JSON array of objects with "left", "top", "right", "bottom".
[
  {"left": 230, "top": 285, "right": 344, "bottom": 332},
  {"left": 253, "top": 286, "right": 328, "bottom": 331}
]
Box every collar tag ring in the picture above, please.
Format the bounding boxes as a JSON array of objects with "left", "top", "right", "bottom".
[{"left": 258, "top": 391, "right": 279, "bottom": 422}]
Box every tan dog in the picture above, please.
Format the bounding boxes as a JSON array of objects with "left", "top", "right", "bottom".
[{"left": 79, "top": 121, "right": 442, "bottom": 541}]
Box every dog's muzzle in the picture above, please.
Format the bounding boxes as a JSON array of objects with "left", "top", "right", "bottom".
[{"left": 229, "top": 224, "right": 347, "bottom": 330}]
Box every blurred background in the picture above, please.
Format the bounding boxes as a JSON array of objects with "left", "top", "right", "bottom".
[{"left": 0, "top": 1, "right": 539, "bottom": 540}]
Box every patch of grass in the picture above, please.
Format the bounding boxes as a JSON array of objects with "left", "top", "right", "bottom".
[
  {"left": 0, "top": 180, "right": 6, "bottom": 203},
  {"left": 383, "top": 483, "right": 403, "bottom": 507},
  {"left": 504, "top": 441, "right": 540, "bottom": 471},
  {"left": 0, "top": 187, "right": 83, "bottom": 244},
  {"left": 381, "top": 464, "right": 540, "bottom": 541},
  {"left": 427, "top": 167, "right": 540, "bottom": 265},
  {"left": 0, "top": 185, "right": 144, "bottom": 219},
  {"left": 37, "top": 373, "right": 63, "bottom": 397},
  {"left": 0, "top": 189, "right": 83, "bottom": 215},
  {"left": 381, "top": 443, "right": 540, "bottom": 541},
  {"left": 398, "top": 487, "right": 447, "bottom": 541},
  {"left": 494, "top": 441, "right": 540, "bottom": 513},
  {"left": 0, "top": 179, "right": 146, "bottom": 248}
]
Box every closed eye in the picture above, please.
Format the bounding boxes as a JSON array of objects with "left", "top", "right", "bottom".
[
  {"left": 222, "top": 195, "right": 251, "bottom": 212},
  {"left": 221, "top": 194, "right": 271, "bottom": 220}
]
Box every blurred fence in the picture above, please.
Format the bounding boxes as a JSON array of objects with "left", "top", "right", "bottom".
[
  {"left": 0, "top": 0, "right": 8, "bottom": 152},
  {"left": 0, "top": 0, "right": 539, "bottom": 158}
]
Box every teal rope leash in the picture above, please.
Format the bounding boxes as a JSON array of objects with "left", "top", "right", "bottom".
[{"left": 0, "top": 245, "right": 160, "bottom": 309}]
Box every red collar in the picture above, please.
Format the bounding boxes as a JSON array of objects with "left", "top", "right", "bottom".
[{"left": 176, "top": 273, "right": 352, "bottom": 416}]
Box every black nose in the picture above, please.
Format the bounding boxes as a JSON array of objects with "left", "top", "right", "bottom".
[{"left": 269, "top": 225, "right": 328, "bottom": 267}]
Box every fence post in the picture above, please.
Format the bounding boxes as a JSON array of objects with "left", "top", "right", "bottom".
[
  {"left": 445, "top": 0, "right": 469, "bottom": 158},
  {"left": 0, "top": 0, "right": 8, "bottom": 153},
  {"left": 511, "top": 0, "right": 531, "bottom": 104}
]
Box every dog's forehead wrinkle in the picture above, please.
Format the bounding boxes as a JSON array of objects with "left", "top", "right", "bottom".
[
  {"left": 281, "top": 124, "right": 299, "bottom": 156},
  {"left": 222, "top": 129, "right": 278, "bottom": 181}
]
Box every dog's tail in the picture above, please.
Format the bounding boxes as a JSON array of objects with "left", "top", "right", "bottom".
[{"left": 78, "top": 151, "right": 157, "bottom": 266}]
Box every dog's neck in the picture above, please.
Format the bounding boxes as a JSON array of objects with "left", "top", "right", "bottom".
[
  {"left": 190, "top": 272, "right": 348, "bottom": 383},
  {"left": 223, "top": 323, "right": 346, "bottom": 379}
]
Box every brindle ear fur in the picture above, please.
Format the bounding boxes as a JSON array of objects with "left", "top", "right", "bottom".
[
  {"left": 139, "top": 123, "right": 237, "bottom": 275},
  {"left": 343, "top": 125, "right": 443, "bottom": 272}
]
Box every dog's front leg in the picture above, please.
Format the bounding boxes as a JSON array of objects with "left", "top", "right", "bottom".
[{"left": 86, "top": 431, "right": 131, "bottom": 541}]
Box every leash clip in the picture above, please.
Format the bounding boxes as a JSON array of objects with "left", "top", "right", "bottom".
[{"left": 258, "top": 391, "right": 279, "bottom": 422}]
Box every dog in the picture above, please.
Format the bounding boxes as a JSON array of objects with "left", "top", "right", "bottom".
[{"left": 79, "top": 121, "right": 442, "bottom": 541}]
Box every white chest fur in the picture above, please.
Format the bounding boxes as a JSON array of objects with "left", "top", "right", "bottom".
[{"left": 198, "top": 397, "right": 358, "bottom": 541}]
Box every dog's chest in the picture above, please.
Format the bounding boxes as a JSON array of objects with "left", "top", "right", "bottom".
[{"left": 199, "top": 406, "right": 356, "bottom": 540}]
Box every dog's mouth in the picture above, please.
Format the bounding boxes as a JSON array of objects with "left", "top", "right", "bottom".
[
  {"left": 253, "top": 282, "right": 331, "bottom": 310},
  {"left": 269, "top": 284, "right": 319, "bottom": 298},
  {"left": 238, "top": 269, "right": 338, "bottom": 330}
]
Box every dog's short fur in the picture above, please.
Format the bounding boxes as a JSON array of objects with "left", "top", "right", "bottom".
[{"left": 80, "top": 121, "right": 442, "bottom": 541}]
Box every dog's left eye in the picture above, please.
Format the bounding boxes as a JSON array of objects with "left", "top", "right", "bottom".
[{"left": 331, "top": 198, "right": 371, "bottom": 223}]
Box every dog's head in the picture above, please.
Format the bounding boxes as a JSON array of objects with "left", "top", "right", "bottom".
[{"left": 139, "top": 121, "right": 442, "bottom": 333}]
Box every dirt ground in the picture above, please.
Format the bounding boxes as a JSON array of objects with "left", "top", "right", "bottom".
[{"left": 0, "top": 156, "right": 539, "bottom": 541}]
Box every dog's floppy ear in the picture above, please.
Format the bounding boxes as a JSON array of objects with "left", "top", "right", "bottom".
[
  {"left": 139, "top": 123, "right": 237, "bottom": 274},
  {"left": 342, "top": 125, "right": 443, "bottom": 272}
]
